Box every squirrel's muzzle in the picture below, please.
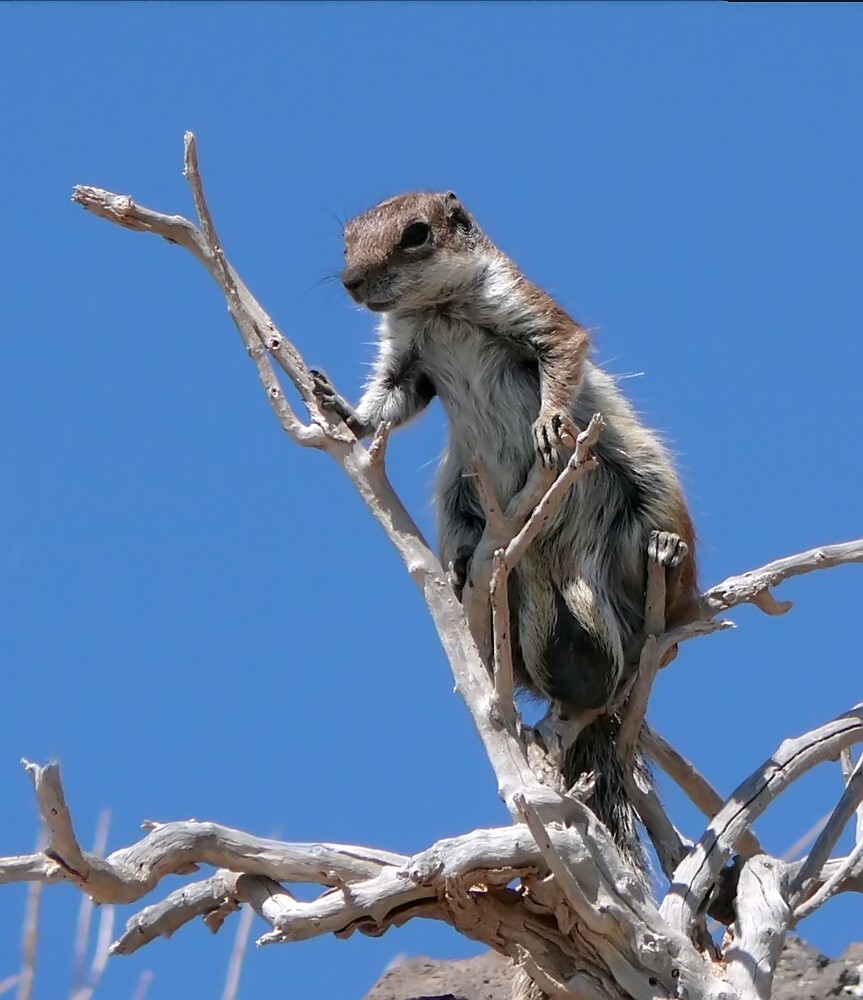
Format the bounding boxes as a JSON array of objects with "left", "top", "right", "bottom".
[{"left": 342, "top": 266, "right": 366, "bottom": 301}]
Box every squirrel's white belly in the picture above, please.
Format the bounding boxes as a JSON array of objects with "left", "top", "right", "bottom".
[{"left": 421, "top": 322, "right": 539, "bottom": 504}]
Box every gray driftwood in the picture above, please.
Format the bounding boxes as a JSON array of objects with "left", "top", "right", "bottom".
[{"left": 2, "top": 134, "right": 861, "bottom": 999}]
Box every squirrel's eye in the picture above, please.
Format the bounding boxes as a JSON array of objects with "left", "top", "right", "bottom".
[{"left": 400, "top": 221, "right": 431, "bottom": 249}]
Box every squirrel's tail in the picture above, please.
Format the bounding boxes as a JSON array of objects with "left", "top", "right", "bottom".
[{"left": 562, "top": 714, "right": 649, "bottom": 876}]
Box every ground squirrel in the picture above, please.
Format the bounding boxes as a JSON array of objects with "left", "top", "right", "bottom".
[{"left": 313, "top": 190, "right": 699, "bottom": 866}]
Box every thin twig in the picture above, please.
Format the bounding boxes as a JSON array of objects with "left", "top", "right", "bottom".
[
  {"left": 490, "top": 550, "right": 516, "bottom": 728},
  {"left": 70, "top": 186, "right": 323, "bottom": 448},
  {"left": 502, "top": 460, "right": 557, "bottom": 528},
  {"left": 790, "top": 753, "right": 863, "bottom": 906},
  {"left": 129, "top": 971, "right": 153, "bottom": 1000},
  {"left": 514, "top": 796, "right": 611, "bottom": 933},
  {"left": 617, "top": 552, "right": 670, "bottom": 767},
  {"left": 618, "top": 637, "right": 660, "bottom": 770},
  {"left": 795, "top": 839, "right": 863, "bottom": 920},
  {"left": 643, "top": 556, "right": 667, "bottom": 638},
  {"left": 654, "top": 619, "right": 735, "bottom": 662},
  {"left": 472, "top": 462, "right": 507, "bottom": 536},
  {"left": 643, "top": 725, "right": 763, "bottom": 857},
  {"left": 629, "top": 783, "right": 690, "bottom": 879},
  {"left": 71, "top": 893, "right": 94, "bottom": 994},
  {"left": 840, "top": 747, "right": 854, "bottom": 782},
  {"left": 505, "top": 413, "right": 604, "bottom": 570},
  {"left": 367, "top": 421, "right": 391, "bottom": 467},
  {"left": 71, "top": 809, "right": 111, "bottom": 996},
  {"left": 781, "top": 812, "right": 830, "bottom": 862},
  {"left": 23, "top": 760, "right": 89, "bottom": 880},
  {"left": 221, "top": 903, "right": 254, "bottom": 1000},
  {"left": 840, "top": 748, "right": 863, "bottom": 844},
  {"left": 73, "top": 905, "right": 115, "bottom": 1000},
  {"left": 183, "top": 133, "right": 225, "bottom": 280},
  {"left": 17, "top": 830, "right": 46, "bottom": 1000}
]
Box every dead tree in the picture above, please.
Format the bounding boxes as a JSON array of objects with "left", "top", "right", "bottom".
[{"left": 2, "top": 134, "right": 862, "bottom": 1000}]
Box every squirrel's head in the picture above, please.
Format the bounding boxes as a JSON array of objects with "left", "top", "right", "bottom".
[{"left": 341, "top": 191, "right": 483, "bottom": 313}]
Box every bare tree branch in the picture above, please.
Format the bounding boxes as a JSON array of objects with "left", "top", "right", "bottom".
[
  {"left": 70, "top": 184, "right": 324, "bottom": 450},
  {"left": 655, "top": 619, "right": 736, "bottom": 663},
  {"left": 644, "top": 555, "right": 667, "bottom": 639},
  {"left": 702, "top": 539, "right": 863, "bottom": 617},
  {"left": 515, "top": 795, "right": 664, "bottom": 1000},
  {"left": 618, "top": 636, "right": 660, "bottom": 771},
  {"left": 108, "top": 824, "right": 645, "bottom": 963},
  {"left": 504, "top": 414, "right": 604, "bottom": 572},
  {"left": 660, "top": 705, "right": 863, "bottom": 935},
  {"left": 472, "top": 462, "right": 507, "bottom": 537},
  {"left": 789, "top": 752, "right": 863, "bottom": 907},
  {"left": 70, "top": 809, "right": 111, "bottom": 999},
  {"left": 111, "top": 873, "right": 242, "bottom": 956},
  {"left": 840, "top": 748, "right": 863, "bottom": 844},
  {"left": 490, "top": 550, "right": 517, "bottom": 728},
  {"left": 621, "top": 548, "right": 732, "bottom": 773},
  {"left": 13, "top": 754, "right": 697, "bottom": 992},
  {"left": 629, "top": 784, "right": 690, "bottom": 880},
  {"left": 463, "top": 419, "right": 603, "bottom": 705},
  {"left": 221, "top": 900, "right": 254, "bottom": 1000},
  {"left": 724, "top": 856, "right": 791, "bottom": 1000},
  {"left": 17, "top": 828, "right": 45, "bottom": 1000},
  {"left": 642, "top": 726, "right": 763, "bottom": 858},
  {"left": 781, "top": 812, "right": 830, "bottom": 862},
  {"left": 795, "top": 840, "right": 863, "bottom": 921},
  {"left": 3, "top": 762, "right": 406, "bottom": 904},
  {"left": 129, "top": 971, "right": 153, "bottom": 1000},
  {"left": 5, "top": 759, "right": 732, "bottom": 1000},
  {"left": 72, "top": 905, "right": 114, "bottom": 1000}
]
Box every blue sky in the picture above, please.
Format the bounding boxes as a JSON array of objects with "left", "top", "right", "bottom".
[{"left": 2, "top": 4, "right": 862, "bottom": 998}]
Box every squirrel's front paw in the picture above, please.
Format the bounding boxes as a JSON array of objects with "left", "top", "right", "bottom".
[
  {"left": 532, "top": 410, "right": 578, "bottom": 468},
  {"left": 310, "top": 369, "right": 357, "bottom": 427},
  {"left": 310, "top": 369, "right": 340, "bottom": 410}
]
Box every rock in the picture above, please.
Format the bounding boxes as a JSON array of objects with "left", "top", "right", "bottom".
[
  {"left": 363, "top": 938, "right": 863, "bottom": 1000},
  {"left": 364, "top": 952, "right": 512, "bottom": 1000}
]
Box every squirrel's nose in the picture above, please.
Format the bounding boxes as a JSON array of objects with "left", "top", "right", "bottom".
[{"left": 342, "top": 267, "right": 365, "bottom": 295}]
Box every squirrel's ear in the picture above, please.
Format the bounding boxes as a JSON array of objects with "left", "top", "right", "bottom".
[{"left": 443, "top": 191, "right": 472, "bottom": 232}]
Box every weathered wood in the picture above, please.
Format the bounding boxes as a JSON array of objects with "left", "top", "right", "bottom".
[
  {"left": 790, "top": 751, "right": 863, "bottom": 907},
  {"left": 724, "top": 857, "right": 791, "bottom": 1000},
  {"left": 702, "top": 540, "right": 863, "bottom": 617},
  {"left": 660, "top": 707, "right": 863, "bottom": 936}
]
